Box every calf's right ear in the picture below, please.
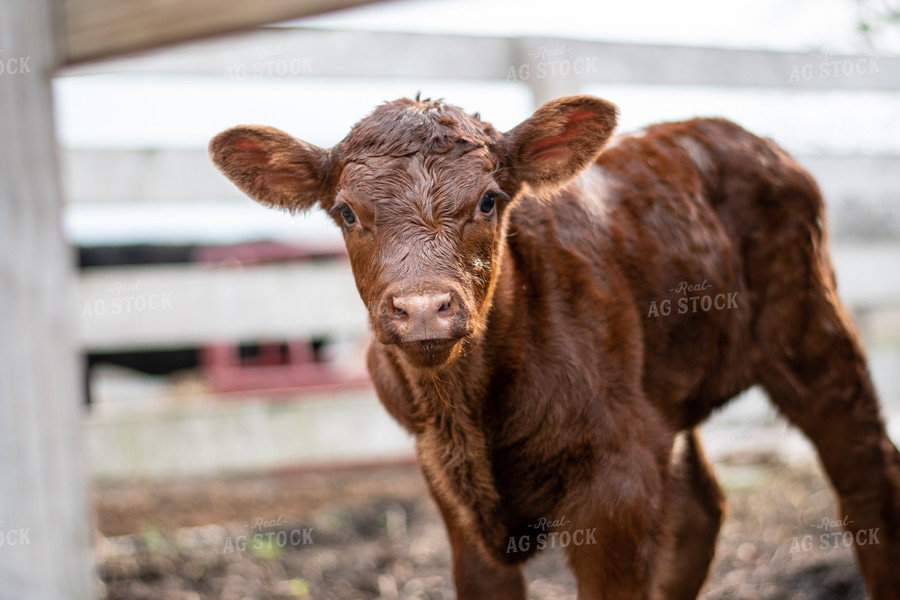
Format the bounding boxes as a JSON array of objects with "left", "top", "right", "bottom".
[{"left": 209, "top": 125, "right": 332, "bottom": 213}]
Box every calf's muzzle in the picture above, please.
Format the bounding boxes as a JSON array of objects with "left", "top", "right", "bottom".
[{"left": 387, "top": 289, "right": 465, "bottom": 343}]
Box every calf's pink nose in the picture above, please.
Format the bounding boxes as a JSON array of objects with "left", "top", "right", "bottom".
[{"left": 390, "top": 292, "right": 457, "bottom": 342}]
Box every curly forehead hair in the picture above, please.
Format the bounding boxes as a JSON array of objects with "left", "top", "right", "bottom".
[{"left": 334, "top": 95, "right": 501, "bottom": 161}]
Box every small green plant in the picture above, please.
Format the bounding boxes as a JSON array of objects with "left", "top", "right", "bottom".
[
  {"left": 250, "top": 534, "right": 284, "bottom": 561},
  {"left": 139, "top": 526, "right": 169, "bottom": 553}
]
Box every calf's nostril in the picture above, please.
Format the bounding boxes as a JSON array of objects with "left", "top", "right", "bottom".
[{"left": 390, "top": 300, "right": 408, "bottom": 318}]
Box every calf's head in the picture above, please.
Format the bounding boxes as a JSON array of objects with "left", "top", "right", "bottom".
[{"left": 210, "top": 95, "right": 617, "bottom": 369}]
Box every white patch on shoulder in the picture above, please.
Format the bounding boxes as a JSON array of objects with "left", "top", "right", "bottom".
[
  {"left": 604, "top": 128, "right": 647, "bottom": 151},
  {"left": 573, "top": 165, "right": 613, "bottom": 223},
  {"left": 675, "top": 135, "right": 712, "bottom": 176}
]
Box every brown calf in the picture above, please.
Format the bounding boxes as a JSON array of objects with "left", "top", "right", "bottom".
[{"left": 210, "top": 95, "right": 900, "bottom": 599}]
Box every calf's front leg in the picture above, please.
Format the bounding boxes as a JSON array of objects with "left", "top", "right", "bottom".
[
  {"left": 432, "top": 492, "right": 526, "bottom": 600},
  {"left": 653, "top": 429, "right": 725, "bottom": 600},
  {"left": 565, "top": 452, "right": 668, "bottom": 600}
]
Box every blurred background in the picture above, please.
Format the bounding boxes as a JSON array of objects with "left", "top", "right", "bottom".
[{"left": 34, "top": 0, "right": 900, "bottom": 597}]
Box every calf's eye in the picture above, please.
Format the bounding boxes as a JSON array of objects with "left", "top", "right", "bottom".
[
  {"left": 340, "top": 205, "right": 357, "bottom": 225},
  {"left": 478, "top": 192, "right": 496, "bottom": 214}
]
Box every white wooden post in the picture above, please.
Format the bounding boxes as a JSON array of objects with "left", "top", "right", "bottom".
[{"left": 0, "top": 0, "right": 95, "bottom": 598}]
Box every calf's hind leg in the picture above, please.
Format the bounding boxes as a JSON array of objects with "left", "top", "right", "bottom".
[{"left": 751, "top": 230, "right": 900, "bottom": 599}]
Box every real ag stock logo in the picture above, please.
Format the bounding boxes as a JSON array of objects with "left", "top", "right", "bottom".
[
  {"left": 789, "top": 515, "right": 880, "bottom": 554},
  {"left": 789, "top": 47, "right": 882, "bottom": 83},
  {"left": 224, "top": 43, "right": 314, "bottom": 80},
  {"left": 506, "top": 43, "right": 598, "bottom": 81},
  {"left": 81, "top": 279, "right": 174, "bottom": 317},
  {"left": 646, "top": 279, "right": 739, "bottom": 318},
  {"left": 0, "top": 522, "right": 31, "bottom": 547},
  {"left": 221, "top": 515, "right": 314, "bottom": 554},
  {"left": 506, "top": 515, "right": 597, "bottom": 553},
  {"left": 0, "top": 49, "right": 30, "bottom": 76}
]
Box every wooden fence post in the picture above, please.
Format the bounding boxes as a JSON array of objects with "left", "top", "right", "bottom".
[{"left": 0, "top": 0, "right": 95, "bottom": 598}]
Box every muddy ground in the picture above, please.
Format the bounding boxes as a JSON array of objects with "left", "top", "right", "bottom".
[{"left": 93, "top": 455, "right": 867, "bottom": 600}]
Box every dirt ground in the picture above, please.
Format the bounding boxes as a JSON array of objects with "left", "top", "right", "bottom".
[{"left": 93, "top": 455, "right": 867, "bottom": 600}]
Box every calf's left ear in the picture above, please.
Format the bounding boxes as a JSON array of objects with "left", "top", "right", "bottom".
[
  {"left": 209, "top": 125, "right": 332, "bottom": 213},
  {"left": 498, "top": 95, "right": 618, "bottom": 197}
]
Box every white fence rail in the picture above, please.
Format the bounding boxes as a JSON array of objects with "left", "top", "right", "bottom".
[
  {"left": 61, "top": 28, "right": 900, "bottom": 95},
  {"left": 79, "top": 261, "right": 366, "bottom": 351}
]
